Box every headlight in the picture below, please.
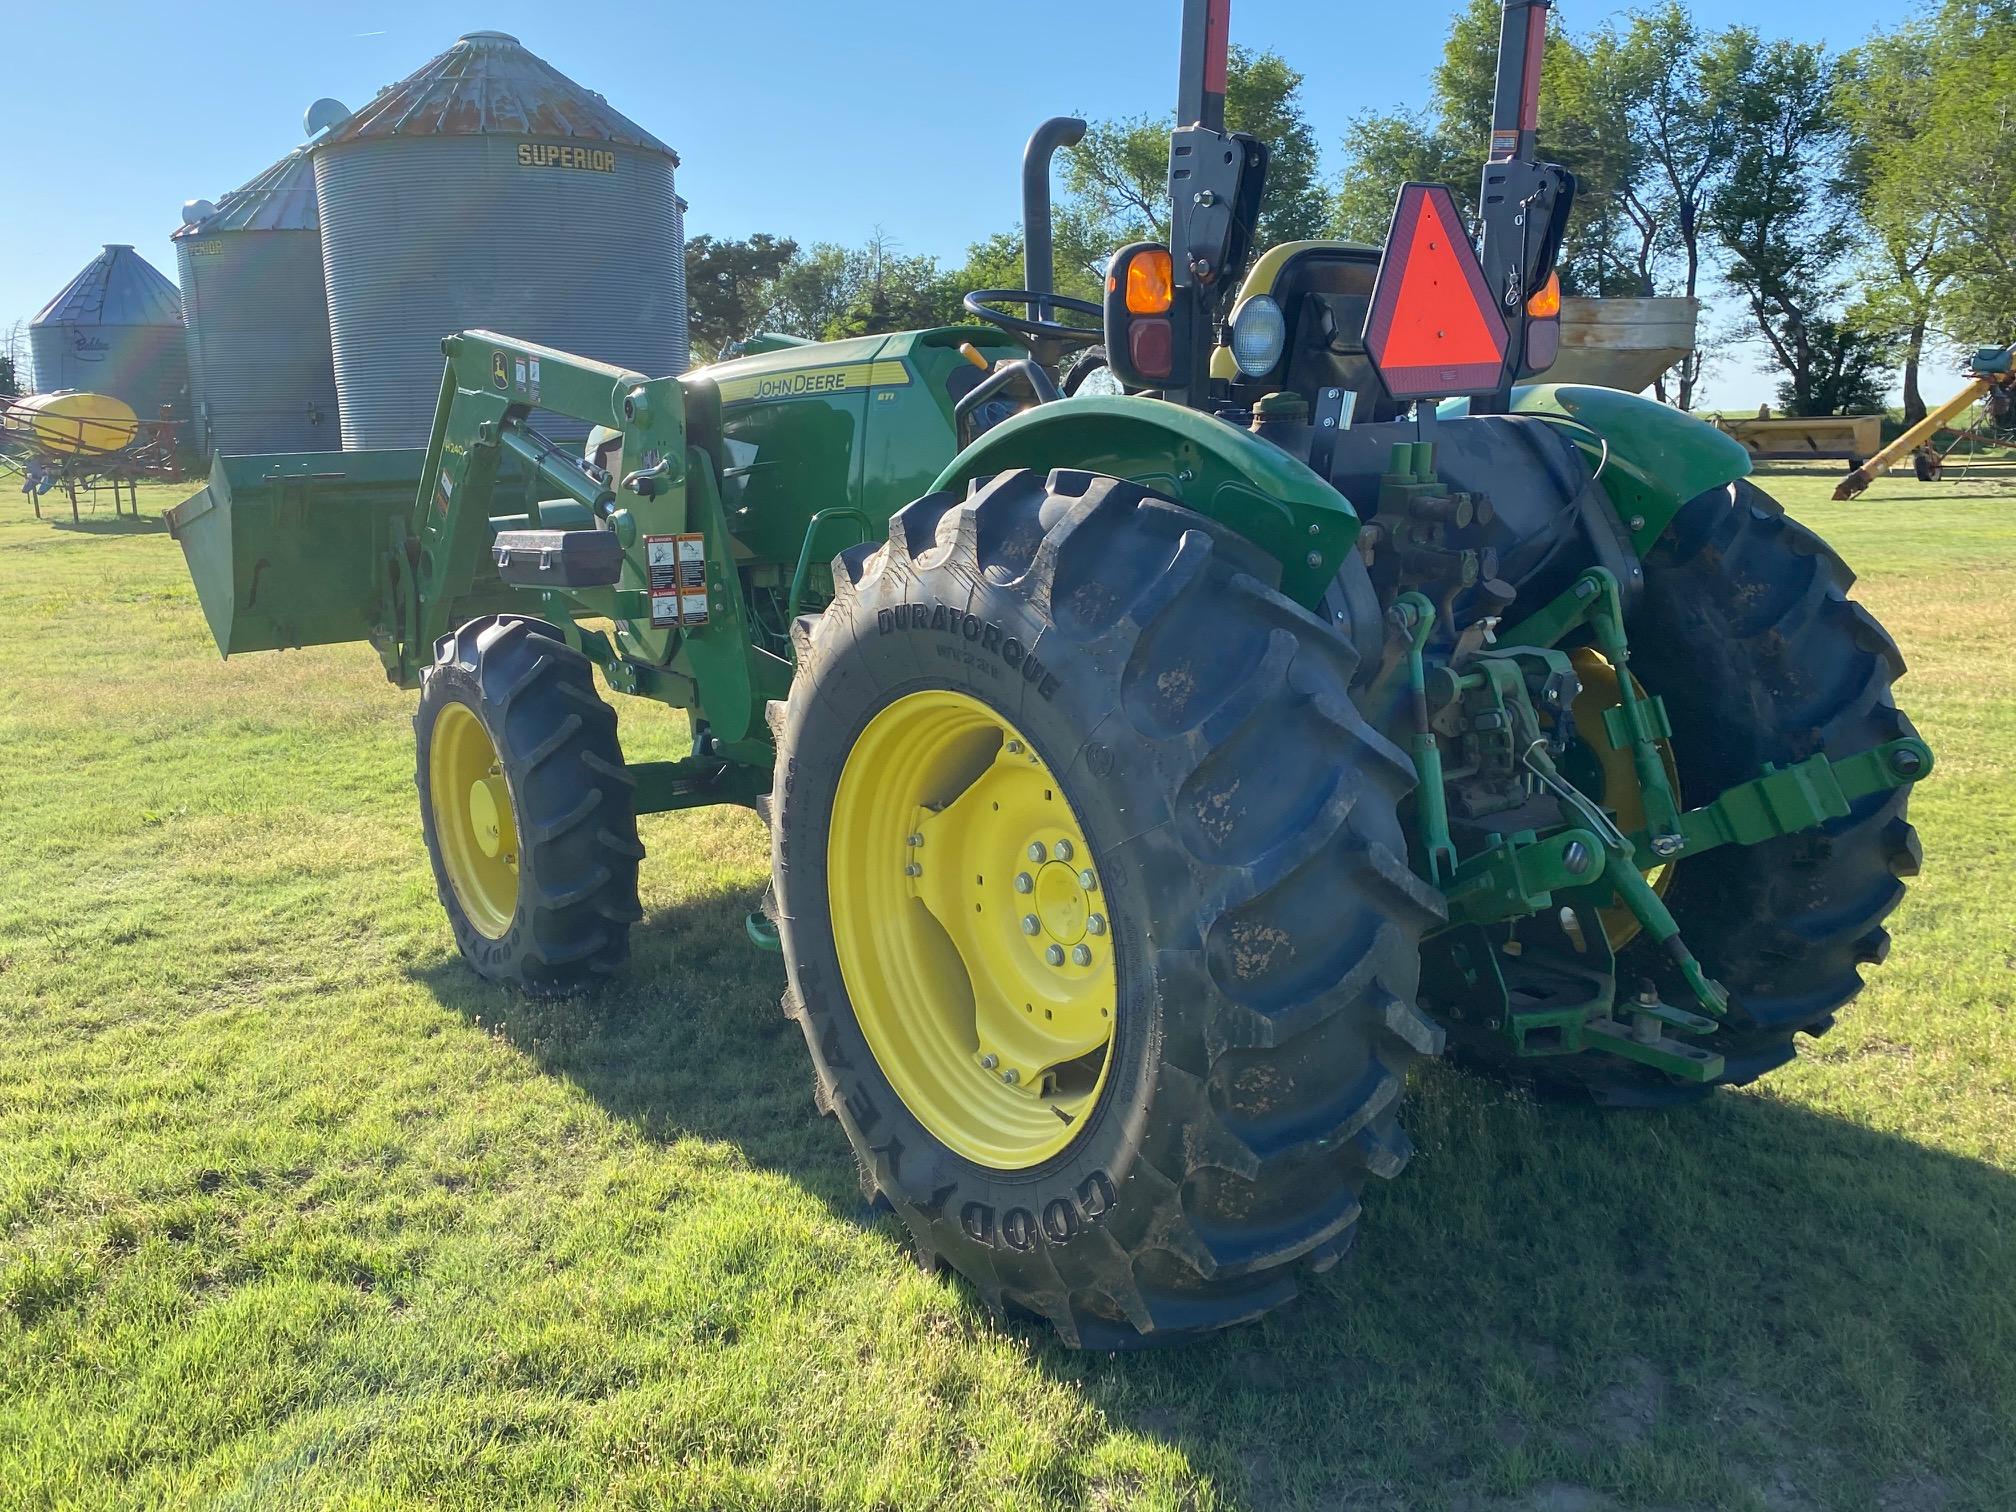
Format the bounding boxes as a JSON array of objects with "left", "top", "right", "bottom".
[{"left": 1229, "top": 295, "right": 1286, "bottom": 377}]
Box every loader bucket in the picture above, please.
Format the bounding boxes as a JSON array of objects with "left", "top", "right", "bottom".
[{"left": 166, "top": 450, "right": 426, "bottom": 657}]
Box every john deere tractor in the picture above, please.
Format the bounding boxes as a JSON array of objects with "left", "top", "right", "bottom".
[{"left": 170, "top": 0, "right": 1930, "bottom": 1346}]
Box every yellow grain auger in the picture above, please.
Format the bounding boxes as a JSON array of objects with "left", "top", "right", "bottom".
[{"left": 1834, "top": 343, "right": 2016, "bottom": 499}]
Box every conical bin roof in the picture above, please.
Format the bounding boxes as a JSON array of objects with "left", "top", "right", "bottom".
[
  {"left": 32, "top": 244, "right": 182, "bottom": 328},
  {"left": 175, "top": 147, "right": 320, "bottom": 238},
  {"left": 314, "top": 30, "right": 676, "bottom": 159}
]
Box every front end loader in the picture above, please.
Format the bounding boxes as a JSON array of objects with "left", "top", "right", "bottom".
[{"left": 169, "top": 0, "right": 1930, "bottom": 1346}]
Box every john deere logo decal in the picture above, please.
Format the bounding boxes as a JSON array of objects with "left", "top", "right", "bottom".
[{"left": 491, "top": 352, "right": 509, "bottom": 391}]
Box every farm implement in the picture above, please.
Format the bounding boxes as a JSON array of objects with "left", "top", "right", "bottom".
[
  {"left": 1835, "top": 341, "right": 2016, "bottom": 496},
  {"left": 169, "top": 0, "right": 1930, "bottom": 1345},
  {"left": 2, "top": 390, "right": 179, "bottom": 520}
]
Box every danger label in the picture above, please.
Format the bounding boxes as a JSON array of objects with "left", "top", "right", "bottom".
[{"left": 645, "top": 534, "right": 708, "bottom": 626}]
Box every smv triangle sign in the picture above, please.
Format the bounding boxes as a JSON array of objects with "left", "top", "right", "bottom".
[{"left": 1362, "top": 183, "right": 1511, "bottom": 401}]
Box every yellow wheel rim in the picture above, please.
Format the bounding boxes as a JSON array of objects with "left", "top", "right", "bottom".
[
  {"left": 1565, "top": 648, "right": 1679, "bottom": 949},
  {"left": 429, "top": 701, "right": 521, "bottom": 940},
  {"left": 829, "top": 690, "right": 1118, "bottom": 1170}
]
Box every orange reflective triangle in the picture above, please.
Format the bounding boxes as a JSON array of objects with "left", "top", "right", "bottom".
[{"left": 1364, "top": 183, "right": 1510, "bottom": 400}]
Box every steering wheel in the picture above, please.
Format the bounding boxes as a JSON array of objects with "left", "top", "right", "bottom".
[{"left": 962, "top": 289, "right": 1105, "bottom": 348}]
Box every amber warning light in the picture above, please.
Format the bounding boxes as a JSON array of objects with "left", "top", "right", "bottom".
[
  {"left": 1117, "top": 249, "right": 1173, "bottom": 315},
  {"left": 1362, "top": 183, "right": 1511, "bottom": 401}
]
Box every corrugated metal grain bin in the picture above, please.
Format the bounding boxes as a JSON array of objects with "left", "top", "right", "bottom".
[
  {"left": 29, "top": 245, "right": 188, "bottom": 422},
  {"left": 174, "top": 148, "right": 340, "bottom": 457},
  {"left": 312, "top": 31, "right": 687, "bottom": 449}
]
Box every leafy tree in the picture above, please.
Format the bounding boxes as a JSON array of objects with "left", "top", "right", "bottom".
[
  {"left": 1878, "top": 0, "right": 2016, "bottom": 361},
  {"left": 1838, "top": 24, "right": 1966, "bottom": 422},
  {"left": 940, "top": 229, "right": 1104, "bottom": 312},
  {"left": 1331, "top": 109, "right": 1470, "bottom": 244},
  {"left": 1775, "top": 314, "right": 1890, "bottom": 415},
  {"left": 1938, "top": 19, "right": 2016, "bottom": 345},
  {"left": 1063, "top": 46, "right": 1331, "bottom": 259},
  {"left": 826, "top": 235, "right": 958, "bottom": 340},
  {"left": 1332, "top": 0, "right": 1643, "bottom": 297},
  {"left": 0, "top": 320, "right": 27, "bottom": 397},
  {"left": 1616, "top": 3, "right": 1735, "bottom": 407},
  {"left": 1224, "top": 49, "right": 1333, "bottom": 244},
  {"left": 683, "top": 234, "right": 799, "bottom": 361},
  {"left": 1704, "top": 33, "right": 1861, "bottom": 415},
  {"left": 767, "top": 244, "right": 868, "bottom": 341}
]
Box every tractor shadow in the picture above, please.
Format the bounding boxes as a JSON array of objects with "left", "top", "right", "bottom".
[
  {"left": 409, "top": 872, "right": 871, "bottom": 1221},
  {"left": 411, "top": 879, "right": 2016, "bottom": 1510}
]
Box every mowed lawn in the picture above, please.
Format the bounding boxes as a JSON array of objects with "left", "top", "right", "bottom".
[{"left": 0, "top": 458, "right": 2011, "bottom": 1512}]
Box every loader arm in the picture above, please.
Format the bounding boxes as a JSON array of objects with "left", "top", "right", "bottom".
[{"left": 388, "top": 331, "right": 787, "bottom": 747}]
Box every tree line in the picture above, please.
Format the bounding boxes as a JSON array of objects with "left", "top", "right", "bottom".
[{"left": 685, "top": 0, "right": 2014, "bottom": 419}]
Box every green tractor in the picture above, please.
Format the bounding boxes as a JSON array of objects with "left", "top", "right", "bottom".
[{"left": 170, "top": 0, "right": 1929, "bottom": 1346}]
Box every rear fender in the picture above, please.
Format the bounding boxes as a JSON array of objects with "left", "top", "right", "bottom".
[
  {"left": 930, "top": 394, "right": 1358, "bottom": 609},
  {"left": 1442, "top": 384, "right": 1752, "bottom": 554}
]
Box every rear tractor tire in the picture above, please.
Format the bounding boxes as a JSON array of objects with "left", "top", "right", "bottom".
[
  {"left": 415, "top": 614, "right": 643, "bottom": 995},
  {"left": 1540, "top": 477, "right": 1922, "bottom": 1104},
  {"left": 771, "top": 468, "right": 1446, "bottom": 1347}
]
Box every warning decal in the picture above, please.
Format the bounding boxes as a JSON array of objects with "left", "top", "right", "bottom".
[{"left": 645, "top": 534, "right": 709, "bottom": 627}]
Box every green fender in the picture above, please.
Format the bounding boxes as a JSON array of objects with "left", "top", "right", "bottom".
[
  {"left": 1441, "top": 384, "right": 1753, "bottom": 554},
  {"left": 930, "top": 394, "right": 1358, "bottom": 609}
]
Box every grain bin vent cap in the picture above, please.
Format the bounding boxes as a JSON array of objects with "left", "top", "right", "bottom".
[
  {"left": 311, "top": 30, "right": 677, "bottom": 161},
  {"left": 32, "top": 244, "right": 183, "bottom": 327},
  {"left": 173, "top": 147, "right": 321, "bottom": 239}
]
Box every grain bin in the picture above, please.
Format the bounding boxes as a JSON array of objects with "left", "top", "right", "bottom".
[
  {"left": 312, "top": 31, "right": 687, "bottom": 449},
  {"left": 174, "top": 147, "right": 340, "bottom": 457},
  {"left": 29, "top": 245, "right": 188, "bottom": 423}
]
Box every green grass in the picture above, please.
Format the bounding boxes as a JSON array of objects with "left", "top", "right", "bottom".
[{"left": 1, "top": 461, "right": 2011, "bottom": 1511}]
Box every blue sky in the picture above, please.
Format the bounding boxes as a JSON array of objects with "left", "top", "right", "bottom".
[{"left": 3, "top": 0, "right": 1964, "bottom": 410}]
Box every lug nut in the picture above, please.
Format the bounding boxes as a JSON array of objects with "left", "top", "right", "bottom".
[
  {"left": 1006, "top": 740, "right": 1023, "bottom": 755},
  {"left": 980, "top": 1053, "right": 999, "bottom": 1070},
  {"left": 905, "top": 862, "right": 922, "bottom": 877},
  {"left": 1014, "top": 872, "right": 1033, "bottom": 893},
  {"left": 1079, "top": 869, "right": 1097, "bottom": 891},
  {"left": 1021, "top": 914, "right": 1040, "bottom": 935},
  {"left": 1087, "top": 913, "right": 1106, "bottom": 935},
  {"left": 1000, "top": 1068, "right": 1020, "bottom": 1085},
  {"left": 1072, "top": 944, "right": 1092, "bottom": 966},
  {"left": 1028, "top": 842, "right": 1048, "bottom": 863},
  {"left": 1054, "top": 838, "right": 1074, "bottom": 861},
  {"left": 907, "top": 832, "right": 924, "bottom": 847},
  {"left": 1045, "top": 944, "right": 1065, "bottom": 966}
]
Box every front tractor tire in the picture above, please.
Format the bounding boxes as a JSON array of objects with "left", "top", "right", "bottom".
[
  {"left": 415, "top": 615, "right": 643, "bottom": 995},
  {"left": 771, "top": 468, "right": 1446, "bottom": 1347}
]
